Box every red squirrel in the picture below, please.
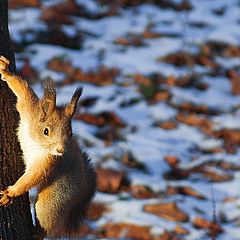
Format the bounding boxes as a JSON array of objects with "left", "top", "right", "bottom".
[{"left": 0, "top": 56, "right": 96, "bottom": 238}]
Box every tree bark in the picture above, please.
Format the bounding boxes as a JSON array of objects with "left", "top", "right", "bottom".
[{"left": 0, "top": 1, "right": 34, "bottom": 239}]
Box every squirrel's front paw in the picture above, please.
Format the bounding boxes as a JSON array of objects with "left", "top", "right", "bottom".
[
  {"left": 0, "top": 190, "right": 13, "bottom": 207},
  {"left": 0, "top": 56, "right": 10, "bottom": 68},
  {"left": 0, "top": 56, "right": 10, "bottom": 81}
]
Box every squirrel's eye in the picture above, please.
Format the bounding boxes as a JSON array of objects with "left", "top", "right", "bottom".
[{"left": 44, "top": 128, "right": 49, "bottom": 136}]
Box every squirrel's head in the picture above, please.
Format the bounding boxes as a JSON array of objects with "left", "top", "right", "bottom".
[{"left": 31, "top": 79, "right": 82, "bottom": 156}]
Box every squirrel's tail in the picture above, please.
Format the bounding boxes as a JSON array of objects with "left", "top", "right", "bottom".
[{"left": 35, "top": 151, "right": 96, "bottom": 237}]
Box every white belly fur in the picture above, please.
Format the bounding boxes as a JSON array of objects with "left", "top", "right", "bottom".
[{"left": 17, "top": 119, "right": 49, "bottom": 170}]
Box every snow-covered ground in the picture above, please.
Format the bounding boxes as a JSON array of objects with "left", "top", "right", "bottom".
[{"left": 7, "top": 0, "right": 240, "bottom": 239}]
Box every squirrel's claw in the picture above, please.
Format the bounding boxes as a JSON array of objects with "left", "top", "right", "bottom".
[
  {"left": 0, "top": 190, "right": 13, "bottom": 207},
  {"left": 0, "top": 56, "right": 10, "bottom": 67},
  {"left": 0, "top": 56, "right": 10, "bottom": 81}
]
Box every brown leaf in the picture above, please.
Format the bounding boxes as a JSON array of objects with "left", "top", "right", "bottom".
[
  {"left": 96, "top": 168, "right": 128, "bottom": 193},
  {"left": 179, "top": 187, "right": 205, "bottom": 199},
  {"left": 131, "top": 185, "right": 158, "bottom": 199},
  {"left": 223, "top": 196, "right": 238, "bottom": 202},
  {"left": 52, "top": 0, "right": 79, "bottom": 16},
  {"left": 195, "top": 55, "right": 219, "bottom": 68},
  {"left": 165, "top": 158, "right": 233, "bottom": 182},
  {"left": 144, "top": 202, "right": 188, "bottom": 222},
  {"left": 226, "top": 69, "right": 240, "bottom": 95},
  {"left": 47, "top": 57, "right": 73, "bottom": 73},
  {"left": 132, "top": 73, "right": 152, "bottom": 86},
  {"left": 223, "top": 45, "right": 240, "bottom": 57},
  {"left": 41, "top": 7, "right": 73, "bottom": 25},
  {"left": 164, "top": 76, "right": 176, "bottom": 86},
  {"left": 154, "top": 121, "right": 177, "bottom": 130},
  {"left": 193, "top": 217, "right": 223, "bottom": 237},
  {"left": 154, "top": 90, "right": 171, "bottom": 101},
  {"left": 121, "top": 152, "right": 146, "bottom": 171},
  {"left": 87, "top": 203, "right": 109, "bottom": 220},
  {"left": 74, "top": 112, "right": 126, "bottom": 128},
  {"left": 157, "top": 52, "right": 191, "bottom": 67},
  {"left": 214, "top": 129, "right": 240, "bottom": 153},
  {"left": 102, "top": 222, "right": 159, "bottom": 240},
  {"left": 113, "top": 35, "right": 144, "bottom": 47},
  {"left": 20, "top": 59, "right": 37, "bottom": 83},
  {"left": 176, "top": 112, "right": 213, "bottom": 134},
  {"left": 194, "top": 217, "right": 212, "bottom": 229},
  {"left": 142, "top": 30, "right": 162, "bottom": 39},
  {"left": 202, "top": 169, "right": 232, "bottom": 182},
  {"left": 96, "top": 126, "right": 123, "bottom": 145},
  {"left": 195, "top": 83, "right": 209, "bottom": 91},
  {"left": 158, "top": 231, "right": 174, "bottom": 240},
  {"left": 173, "top": 102, "right": 219, "bottom": 115},
  {"left": 8, "top": 0, "right": 39, "bottom": 8},
  {"left": 164, "top": 156, "right": 179, "bottom": 168},
  {"left": 113, "top": 38, "right": 131, "bottom": 45},
  {"left": 166, "top": 186, "right": 206, "bottom": 199},
  {"left": 68, "top": 66, "right": 119, "bottom": 86},
  {"left": 174, "top": 225, "right": 188, "bottom": 235}
]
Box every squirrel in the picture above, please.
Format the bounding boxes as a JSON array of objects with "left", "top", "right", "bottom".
[{"left": 0, "top": 56, "right": 96, "bottom": 238}]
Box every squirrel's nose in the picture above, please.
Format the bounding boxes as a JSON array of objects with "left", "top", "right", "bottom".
[{"left": 56, "top": 147, "right": 64, "bottom": 154}]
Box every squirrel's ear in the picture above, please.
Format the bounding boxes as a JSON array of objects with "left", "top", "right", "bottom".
[
  {"left": 65, "top": 87, "right": 83, "bottom": 117},
  {"left": 40, "top": 79, "right": 56, "bottom": 121}
]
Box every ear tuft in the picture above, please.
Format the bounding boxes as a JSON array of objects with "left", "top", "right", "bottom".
[
  {"left": 43, "top": 78, "right": 56, "bottom": 101},
  {"left": 65, "top": 87, "right": 83, "bottom": 117},
  {"left": 40, "top": 79, "right": 56, "bottom": 120}
]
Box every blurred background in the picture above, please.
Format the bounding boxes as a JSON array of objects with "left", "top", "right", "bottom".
[{"left": 7, "top": 0, "right": 240, "bottom": 239}]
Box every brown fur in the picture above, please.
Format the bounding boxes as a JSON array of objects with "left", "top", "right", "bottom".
[{"left": 0, "top": 56, "right": 96, "bottom": 237}]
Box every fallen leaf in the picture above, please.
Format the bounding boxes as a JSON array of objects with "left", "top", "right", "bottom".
[
  {"left": 47, "top": 57, "right": 72, "bottom": 73},
  {"left": 223, "top": 45, "right": 240, "bottom": 57},
  {"left": 8, "top": 0, "right": 39, "bottom": 8},
  {"left": 102, "top": 222, "right": 159, "bottom": 240},
  {"left": 113, "top": 35, "right": 145, "bottom": 47},
  {"left": 69, "top": 66, "right": 119, "bottom": 86},
  {"left": 176, "top": 112, "right": 213, "bottom": 134},
  {"left": 193, "top": 217, "right": 223, "bottom": 237},
  {"left": 173, "top": 102, "right": 219, "bottom": 115},
  {"left": 166, "top": 186, "right": 206, "bottom": 199},
  {"left": 153, "top": 90, "right": 171, "bottom": 101},
  {"left": 157, "top": 52, "right": 191, "bottom": 67},
  {"left": 96, "top": 168, "right": 128, "bottom": 193},
  {"left": 113, "top": 38, "right": 131, "bottom": 45},
  {"left": 131, "top": 185, "right": 158, "bottom": 199},
  {"left": 202, "top": 169, "right": 232, "bottom": 182},
  {"left": 142, "top": 30, "right": 162, "bottom": 38},
  {"left": 132, "top": 73, "right": 152, "bottom": 86},
  {"left": 121, "top": 151, "right": 147, "bottom": 171},
  {"left": 41, "top": 7, "right": 72, "bottom": 25},
  {"left": 74, "top": 112, "right": 126, "bottom": 128},
  {"left": 226, "top": 69, "right": 240, "bottom": 95},
  {"left": 174, "top": 225, "right": 188, "bottom": 235},
  {"left": 52, "top": 0, "right": 80, "bottom": 16},
  {"left": 164, "top": 156, "right": 179, "bottom": 168},
  {"left": 195, "top": 55, "right": 219, "bottom": 69},
  {"left": 87, "top": 203, "right": 109, "bottom": 220},
  {"left": 144, "top": 202, "right": 188, "bottom": 222},
  {"left": 214, "top": 129, "right": 240, "bottom": 153},
  {"left": 223, "top": 196, "right": 238, "bottom": 202},
  {"left": 20, "top": 59, "right": 37, "bottom": 83},
  {"left": 154, "top": 121, "right": 177, "bottom": 130}
]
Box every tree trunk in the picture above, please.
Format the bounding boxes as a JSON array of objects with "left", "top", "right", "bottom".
[{"left": 0, "top": 1, "right": 34, "bottom": 239}]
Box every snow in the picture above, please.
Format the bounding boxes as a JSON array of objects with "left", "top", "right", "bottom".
[{"left": 7, "top": 0, "right": 240, "bottom": 239}]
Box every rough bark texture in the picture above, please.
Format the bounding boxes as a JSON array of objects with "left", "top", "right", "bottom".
[{"left": 0, "top": 1, "right": 34, "bottom": 239}]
